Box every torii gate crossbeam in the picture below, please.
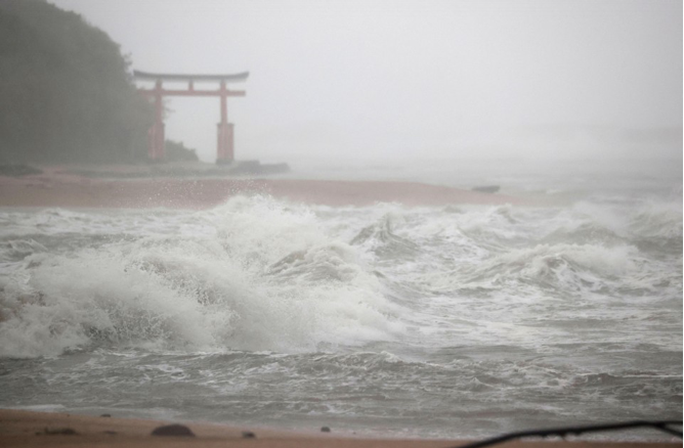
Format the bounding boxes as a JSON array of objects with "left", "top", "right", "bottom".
[{"left": 133, "top": 70, "right": 248, "bottom": 164}]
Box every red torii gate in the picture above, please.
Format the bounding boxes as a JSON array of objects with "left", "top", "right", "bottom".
[{"left": 133, "top": 70, "right": 249, "bottom": 164}]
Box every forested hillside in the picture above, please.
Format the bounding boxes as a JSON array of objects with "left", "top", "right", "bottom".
[{"left": 0, "top": 0, "right": 151, "bottom": 163}]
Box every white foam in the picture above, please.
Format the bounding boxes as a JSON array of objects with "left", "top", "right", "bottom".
[
  {"left": 0, "top": 196, "right": 405, "bottom": 357},
  {"left": 0, "top": 193, "right": 681, "bottom": 358}
]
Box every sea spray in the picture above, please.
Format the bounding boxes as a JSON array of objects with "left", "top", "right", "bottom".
[
  {"left": 0, "top": 193, "right": 680, "bottom": 439},
  {"left": 0, "top": 196, "right": 405, "bottom": 357}
]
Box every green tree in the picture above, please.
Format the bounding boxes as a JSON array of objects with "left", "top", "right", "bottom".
[{"left": 0, "top": 0, "right": 152, "bottom": 163}]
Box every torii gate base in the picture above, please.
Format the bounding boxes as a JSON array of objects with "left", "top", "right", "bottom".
[
  {"left": 147, "top": 111, "right": 165, "bottom": 161},
  {"left": 134, "top": 70, "right": 248, "bottom": 164},
  {"left": 216, "top": 123, "right": 234, "bottom": 164}
]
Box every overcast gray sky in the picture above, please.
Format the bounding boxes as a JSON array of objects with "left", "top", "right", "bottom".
[{"left": 50, "top": 0, "right": 682, "bottom": 162}]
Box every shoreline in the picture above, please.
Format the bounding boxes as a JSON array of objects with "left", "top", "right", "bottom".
[
  {"left": 0, "top": 167, "right": 531, "bottom": 209},
  {"left": 0, "top": 409, "right": 678, "bottom": 448}
]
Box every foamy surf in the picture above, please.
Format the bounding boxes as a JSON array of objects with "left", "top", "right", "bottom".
[
  {"left": 0, "top": 197, "right": 405, "bottom": 357},
  {"left": 0, "top": 192, "right": 680, "bottom": 439}
]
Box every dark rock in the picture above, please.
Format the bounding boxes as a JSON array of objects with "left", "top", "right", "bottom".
[
  {"left": 471, "top": 185, "right": 500, "bottom": 194},
  {"left": 100, "top": 414, "right": 111, "bottom": 418},
  {"left": 253, "top": 162, "right": 290, "bottom": 175},
  {"left": 103, "top": 430, "right": 117, "bottom": 435},
  {"left": 241, "top": 431, "right": 256, "bottom": 438},
  {"left": 150, "top": 424, "right": 196, "bottom": 437},
  {"left": 227, "top": 161, "right": 290, "bottom": 175},
  {"left": 41, "top": 427, "right": 78, "bottom": 435},
  {"left": 0, "top": 164, "right": 42, "bottom": 177},
  {"left": 321, "top": 426, "right": 331, "bottom": 433}
]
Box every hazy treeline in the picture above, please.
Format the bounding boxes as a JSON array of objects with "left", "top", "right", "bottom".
[{"left": 0, "top": 0, "right": 152, "bottom": 163}]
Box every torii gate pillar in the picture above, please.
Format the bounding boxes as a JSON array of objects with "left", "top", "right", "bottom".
[
  {"left": 133, "top": 71, "right": 248, "bottom": 164},
  {"left": 148, "top": 80, "right": 165, "bottom": 161},
  {"left": 216, "top": 81, "right": 234, "bottom": 164}
]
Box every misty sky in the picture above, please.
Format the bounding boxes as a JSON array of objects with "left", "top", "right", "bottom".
[{"left": 49, "top": 0, "right": 682, "bottom": 162}]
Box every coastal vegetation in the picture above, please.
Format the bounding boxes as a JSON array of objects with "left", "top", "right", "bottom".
[
  {"left": 165, "top": 140, "right": 199, "bottom": 162},
  {"left": 0, "top": 0, "right": 152, "bottom": 163}
]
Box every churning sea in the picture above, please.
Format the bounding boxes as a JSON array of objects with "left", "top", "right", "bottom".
[{"left": 0, "top": 156, "right": 681, "bottom": 441}]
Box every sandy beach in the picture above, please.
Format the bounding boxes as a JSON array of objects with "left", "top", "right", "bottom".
[
  {"left": 0, "top": 409, "right": 678, "bottom": 448},
  {"left": 0, "top": 166, "right": 528, "bottom": 209}
]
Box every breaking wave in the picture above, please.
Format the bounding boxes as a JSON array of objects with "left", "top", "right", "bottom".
[
  {"left": 0, "top": 197, "right": 405, "bottom": 357},
  {"left": 0, "top": 195, "right": 680, "bottom": 360}
]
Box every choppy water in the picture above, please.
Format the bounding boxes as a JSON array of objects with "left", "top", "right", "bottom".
[{"left": 0, "top": 158, "right": 681, "bottom": 441}]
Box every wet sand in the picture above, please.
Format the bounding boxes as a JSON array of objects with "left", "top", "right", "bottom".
[
  {"left": 0, "top": 409, "right": 678, "bottom": 448},
  {"left": 0, "top": 167, "right": 527, "bottom": 209}
]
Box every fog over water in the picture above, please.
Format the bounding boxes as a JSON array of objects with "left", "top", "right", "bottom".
[{"left": 50, "top": 0, "right": 682, "bottom": 164}]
